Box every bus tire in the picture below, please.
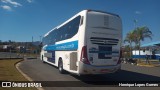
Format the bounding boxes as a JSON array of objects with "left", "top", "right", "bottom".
[
  {"left": 42, "top": 55, "right": 45, "bottom": 63},
  {"left": 58, "top": 59, "right": 65, "bottom": 74}
]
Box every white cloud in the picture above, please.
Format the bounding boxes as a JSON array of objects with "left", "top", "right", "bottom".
[
  {"left": 0, "top": 0, "right": 34, "bottom": 11},
  {"left": 1, "top": 5, "right": 12, "bottom": 11},
  {"left": 135, "top": 11, "right": 142, "bottom": 15},
  {"left": 27, "top": 0, "right": 33, "bottom": 3},
  {"left": 1, "top": 0, "right": 22, "bottom": 7}
]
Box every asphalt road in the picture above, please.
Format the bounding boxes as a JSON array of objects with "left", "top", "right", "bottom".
[{"left": 18, "top": 58, "right": 160, "bottom": 90}]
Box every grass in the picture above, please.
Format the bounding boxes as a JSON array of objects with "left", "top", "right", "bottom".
[
  {"left": 16, "top": 53, "right": 39, "bottom": 58},
  {"left": 0, "top": 59, "right": 37, "bottom": 90},
  {"left": 136, "top": 59, "right": 160, "bottom": 67}
]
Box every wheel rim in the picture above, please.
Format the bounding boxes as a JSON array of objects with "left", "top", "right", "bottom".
[{"left": 59, "top": 63, "right": 62, "bottom": 71}]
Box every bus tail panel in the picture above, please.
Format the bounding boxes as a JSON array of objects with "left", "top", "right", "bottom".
[{"left": 85, "top": 11, "right": 122, "bottom": 66}]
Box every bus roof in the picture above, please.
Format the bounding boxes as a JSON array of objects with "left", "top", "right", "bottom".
[
  {"left": 87, "top": 9, "right": 120, "bottom": 17},
  {"left": 44, "top": 10, "right": 86, "bottom": 37},
  {"left": 44, "top": 10, "right": 120, "bottom": 37}
]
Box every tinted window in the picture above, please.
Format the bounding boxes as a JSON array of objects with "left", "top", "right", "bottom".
[{"left": 42, "top": 16, "right": 81, "bottom": 45}]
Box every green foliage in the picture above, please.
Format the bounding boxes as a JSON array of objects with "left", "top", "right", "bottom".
[
  {"left": 134, "top": 26, "right": 152, "bottom": 55},
  {"left": 124, "top": 26, "right": 153, "bottom": 58},
  {"left": 124, "top": 31, "right": 135, "bottom": 57}
]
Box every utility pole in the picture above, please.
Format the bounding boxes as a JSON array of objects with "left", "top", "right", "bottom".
[
  {"left": 39, "top": 35, "right": 42, "bottom": 42},
  {"left": 134, "top": 19, "right": 138, "bottom": 56},
  {"left": 31, "top": 36, "right": 34, "bottom": 55},
  {"left": 32, "top": 36, "right": 34, "bottom": 43},
  {"left": 134, "top": 19, "right": 138, "bottom": 29}
]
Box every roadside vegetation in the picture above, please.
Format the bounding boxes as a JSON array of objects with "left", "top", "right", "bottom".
[
  {"left": 136, "top": 59, "right": 160, "bottom": 67},
  {"left": 124, "top": 26, "right": 152, "bottom": 57},
  {"left": 123, "top": 26, "right": 156, "bottom": 66},
  {"left": 0, "top": 59, "right": 37, "bottom": 90}
]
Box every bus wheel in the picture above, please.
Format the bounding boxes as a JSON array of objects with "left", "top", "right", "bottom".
[
  {"left": 42, "top": 55, "right": 45, "bottom": 63},
  {"left": 58, "top": 60, "right": 65, "bottom": 74}
]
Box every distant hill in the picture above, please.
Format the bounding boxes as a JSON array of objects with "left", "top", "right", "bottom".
[{"left": 32, "top": 41, "right": 41, "bottom": 46}]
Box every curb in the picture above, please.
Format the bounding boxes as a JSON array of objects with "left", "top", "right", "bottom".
[
  {"left": 137, "top": 64, "right": 155, "bottom": 67},
  {"left": 0, "top": 58, "right": 23, "bottom": 60},
  {"left": 15, "top": 59, "right": 45, "bottom": 90},
  {"left": 137, "top": 64, "right": 160, "bottom": 67}
]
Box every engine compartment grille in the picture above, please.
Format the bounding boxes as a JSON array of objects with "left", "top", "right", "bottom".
[{"left": 90, "top": 37, "right": 119, "bottom": 45}]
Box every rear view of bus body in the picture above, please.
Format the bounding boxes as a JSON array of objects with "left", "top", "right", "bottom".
[{"left": 41, "top": 10, "right": 122, "bottom": 75}]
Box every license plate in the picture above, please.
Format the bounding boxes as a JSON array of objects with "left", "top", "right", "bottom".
[{"left": 98, "top": 46, "right": 112, "bottom": 59}]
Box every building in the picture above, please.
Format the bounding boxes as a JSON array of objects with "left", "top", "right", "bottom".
[{"left": 132, "top": 41, "right": 160, "bottom": 60}]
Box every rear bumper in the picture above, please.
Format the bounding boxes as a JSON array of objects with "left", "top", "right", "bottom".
[{"left": 78, "top": 61, "right": 121, "bottom": 75}]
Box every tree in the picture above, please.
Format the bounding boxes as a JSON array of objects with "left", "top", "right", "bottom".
[
  {"left": 134, "top": 26, "right": 152, "bottom": 55},
  {"left": 124, "top": 31, "right": 136, "bottom": 58}
]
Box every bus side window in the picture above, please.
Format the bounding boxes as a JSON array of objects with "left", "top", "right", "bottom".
[{"left": 65, "top": 34, "right": 69, "bottom": 38}]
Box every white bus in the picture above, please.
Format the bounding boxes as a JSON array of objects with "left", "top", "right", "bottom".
[{"left": 40, "top": 10, "right": 122, "bottom": 75}]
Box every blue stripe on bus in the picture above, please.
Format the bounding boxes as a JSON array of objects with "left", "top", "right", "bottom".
[{"left": 44, "top": 40, "right": 78, "bottom": 51}]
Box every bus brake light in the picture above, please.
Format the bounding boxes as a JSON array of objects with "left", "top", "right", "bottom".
[{"left": 80, "top": 46, "right": 90, "bottom": 64}]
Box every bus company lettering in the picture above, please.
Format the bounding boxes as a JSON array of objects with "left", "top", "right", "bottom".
[{"left": 56, "top": 43, "right": 74, "bottom": 50}]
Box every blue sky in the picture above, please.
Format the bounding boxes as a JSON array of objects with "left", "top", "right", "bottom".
[{"left": 0, "top": 0, "right": 160, "bottom": 45}]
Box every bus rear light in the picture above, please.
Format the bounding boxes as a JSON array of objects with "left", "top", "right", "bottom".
[
  {"left": 80, "top": 46, "right": 90, "bottom": 64},
  {"left": 101, "top": 69, "right": 110, "bottom": 73}
]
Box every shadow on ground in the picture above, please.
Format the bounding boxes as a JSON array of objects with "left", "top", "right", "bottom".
[{"left": 69, "top": 70, "right": 160, "bottom": 86}]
